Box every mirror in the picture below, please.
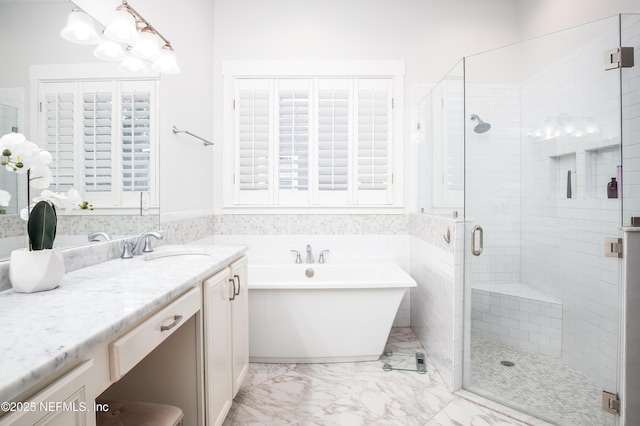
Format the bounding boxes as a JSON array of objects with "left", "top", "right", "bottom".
[{"left": 0, "top": 0, "right": 160, "bottom": 260}]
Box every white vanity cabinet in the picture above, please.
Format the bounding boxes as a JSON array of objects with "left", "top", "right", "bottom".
[
  {"left": 229, "top": 255, "right": 249, "bottom": 397},
  {"left": 203, "top": 268, "right": 233, "bottom": 426},
  {"left": 0, "top": 247, "right": 249, "bottom": 426},
  {"left": 0, "top": 360, "right": 98, "bottom": 426},
  {"left": 203, "top": 255, "right": 249, "bottom": 426}
]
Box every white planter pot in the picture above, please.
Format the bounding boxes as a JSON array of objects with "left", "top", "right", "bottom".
[{"left": 10, "top": 248, "right": 65, "bottom": 293}]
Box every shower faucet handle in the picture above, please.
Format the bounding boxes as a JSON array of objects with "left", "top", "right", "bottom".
[{"left": 291, "top": 250, "right": 302, "bottom": 264}]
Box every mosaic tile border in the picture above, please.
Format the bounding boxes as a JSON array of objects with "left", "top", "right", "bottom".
[
  {"left": 409, "top": 213, "right": 459, "bottom": 253},
  {"left": 213, "top": 214, "right": 409, "bottom": 235}
]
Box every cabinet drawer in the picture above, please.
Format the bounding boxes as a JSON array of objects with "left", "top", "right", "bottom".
[{"left": 110, "top": 287, "right": 201, "bottom": 381}]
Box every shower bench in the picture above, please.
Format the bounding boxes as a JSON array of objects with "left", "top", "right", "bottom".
[{"left": 471, "top": 284, "right": 562, "bottom": 357}]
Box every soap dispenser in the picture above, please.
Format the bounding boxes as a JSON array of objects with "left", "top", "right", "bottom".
[{"left": 607, "top": 177, "right": 618, "bottom": 199}]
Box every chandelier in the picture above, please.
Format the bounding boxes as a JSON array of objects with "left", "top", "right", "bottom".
[{"left": 60, "top": 1, "right": 180, "bottom": 75}]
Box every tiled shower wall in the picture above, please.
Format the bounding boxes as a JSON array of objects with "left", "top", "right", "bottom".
[
  {"left": 464, "top": 83, "right": 522, "bottom": 289},
  {"left": 410, "top": 213, "right": 464, "bottom": 392},
  {"left": 519, "top": 20, "right": 623, "bottom": 393},
  {"left": 622, "top": 16, "right": 640, "bottom": 228}
]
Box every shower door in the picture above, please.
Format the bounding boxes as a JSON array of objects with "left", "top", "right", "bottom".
[{"left": 463, "top": 15, "right": 624, "bottom": 426}]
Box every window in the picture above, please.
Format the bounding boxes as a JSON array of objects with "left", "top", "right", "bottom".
[
  {"left": 38, "top": 78, "right": 158, "bottom": 212},
  {"left": 225, "top": 62, "right": 404, "bottom": 210}
]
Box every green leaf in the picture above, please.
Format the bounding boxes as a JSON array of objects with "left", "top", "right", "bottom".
[{"left": 28, "top": 201, "right": 57, "bottom": 250}]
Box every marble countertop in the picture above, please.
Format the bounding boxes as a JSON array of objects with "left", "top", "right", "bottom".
[{"left": 0, "top": 244, "right": 246, "bottom": 404}]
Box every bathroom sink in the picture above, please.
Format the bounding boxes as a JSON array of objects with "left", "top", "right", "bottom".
[{"left": 144, "top": 247, "right": 216, "bottom": 261}]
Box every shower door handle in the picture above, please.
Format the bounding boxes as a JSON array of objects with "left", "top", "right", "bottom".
[{"left": 471, "top": 225, "right": 483, "bottom": 256}]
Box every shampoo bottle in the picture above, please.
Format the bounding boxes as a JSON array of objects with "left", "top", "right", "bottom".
[{"left": 607, "top": 177, "right": 618, "bottom": 199}]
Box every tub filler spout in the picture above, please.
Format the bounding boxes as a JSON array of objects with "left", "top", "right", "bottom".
[{"left": 306, "top": 244, "right": 314, "bottom": 264}]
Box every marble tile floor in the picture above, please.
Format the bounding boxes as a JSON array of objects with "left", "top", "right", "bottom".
[
  {"left": 224, "top": 328, "right": 529, "bottom": 425},
  {"left": 468, "top": 336, "right": 613, "bottom": 426}
]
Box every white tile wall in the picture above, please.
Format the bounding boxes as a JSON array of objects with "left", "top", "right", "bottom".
[
  {"left": 622, "top": 15, "right": 640, "bottom": 226},
  {"left": 409, "top": 213, "right": 463, "bottom": 391},
  {"left": 462, "top": 17, "right": 628, "bottom": 394},
  {"left": 464, "top": 83, "right": 522, "bottom": 287},
  {"left": 519, "top": 25, "right": 622, "bottom": 393},
  {"left": 471, "top": 287, "right": 563, "bottom": 357}
]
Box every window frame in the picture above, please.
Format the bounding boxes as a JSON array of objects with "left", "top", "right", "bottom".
[
  {"left": 222, "top": 61, "right": 405, "bottom": 214},
  {"left": 30, "top": 63, "right": 160, "bottom": 215}
]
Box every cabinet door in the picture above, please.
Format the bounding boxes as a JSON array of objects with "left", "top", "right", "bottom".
[
  {"left": 230, "top": 255, "right": 249, "bottom": 397},
  {"left": 0, "top": 360, "right": 95, "bottom": 426},
  {"left": 203, "top": 268, "right": 233, "bottom": 426}
]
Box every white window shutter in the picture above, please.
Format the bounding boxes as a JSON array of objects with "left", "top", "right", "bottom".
[
  {"left": 317, "top": 79, "right": 350, "bottom": 205},
  {"left": 235, "top": 79, "right": 272, "bottom": 204},
  {"left": 120, "top": 82, "right": 152, "bottom": 194},
  {"left": 277, "top": 79, "right": 310, "bottom": 205},
  {"left": 355, "top": 79, "right": 392, "bottom": 204},
  {"left": 39, "top": 79, "right": 157, "bottom": 211},
  {"left": 81, "top": 82, "right": 114, "bottom": 195},
  {"left": 231, "top": 75, "right": 395, "bottom": 208},
  {"left": 43, "top": 83, "right": 76, "bottom": 192}
]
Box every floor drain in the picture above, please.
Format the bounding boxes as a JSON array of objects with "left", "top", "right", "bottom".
[{"left": 500, "top": 360, "right": 515, "bottom": 367}]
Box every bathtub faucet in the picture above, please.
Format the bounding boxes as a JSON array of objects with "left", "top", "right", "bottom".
[{"left": 306, "top": 244, "right": 314, "bottom": 264}]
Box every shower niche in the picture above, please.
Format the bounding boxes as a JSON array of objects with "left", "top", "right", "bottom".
[
  {"left": 585, "top": 144, "right": 621, "bottom": 199},
  {"left": 547, "top": 143, "right": 621, "bottom": 201},
  {"left": 550, "top": 152, "right": 577, "bottom": 199}
]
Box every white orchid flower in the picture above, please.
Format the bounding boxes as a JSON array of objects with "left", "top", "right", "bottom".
[
  {"left": 0, "top": 190, "right": 10, "bottom": 207},
  {"left": 33, "top": 188, "right": 82, "bottom": 213},
  {"left": 1, "top": 132, "right": 50, "bottom": 174},
  {"left": 28, "top": 163, "right": 53, "bottom": 189}
]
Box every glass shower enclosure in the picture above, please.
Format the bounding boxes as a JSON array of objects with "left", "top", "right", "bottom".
[
  {"left": 447, "top": 13, "right": 638, "bottom": 426},
  {"left": 0, "top": 103, "right": 19, "bottom": 215}
]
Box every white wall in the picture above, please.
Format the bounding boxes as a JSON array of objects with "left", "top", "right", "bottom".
[
  {"left": 518, "top": 0, "right": 640, "bottom": 40},
  {"left": 211, "top": 0, "right": 523, "bottom": 213},
  {"left": 410, "top": 215, "right": 464, "bottom": 391},
  {"left": 0, "top": 2, "right": 88, "bottom": 139},
  {"left": 75, "top": 0, "right": 216, "bottom": 217},
  {"left": 519, "top": 22, "right": 622, "bottom": 391}
]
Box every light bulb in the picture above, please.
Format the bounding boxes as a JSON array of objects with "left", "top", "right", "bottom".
[
  {"left": 131, "top": 27, "right": 161, "bottom": 60},
  {"left": 118, "top": 54, "right": 148, "bottom": 75},
  {"left": 585, "top": 118, "right": 599, "bottom": 134},
  {"left": 94, "top": 37, "right": 127, "bottom": 61},
  {"left": 60, "top": 9, "right": 100, "bottom": 45},
  {"left": 152, "top": 45, "right": 180, "bottom": 74},
  {"left": 104, "top": 7, "right": 140, "bottom": 44}
]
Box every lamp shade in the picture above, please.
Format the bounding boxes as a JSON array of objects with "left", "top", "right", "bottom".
[
  {"left": 118, "top": 53, "right": 149, "bottom": 75},
  {"left": 152, "top": 45, "right": 180, "bottom": 74},
  {"left": 131, "top": 27, "right": 161, "bottom": 60},
  {"left": 94, "top": 37, "right": 127, "bottom": 61},
  {"left": 60, "top": 9, "right": 100, "bottom": 45},
  {"left": 104, "top": 8, "right": 140, "bottom": 44}
]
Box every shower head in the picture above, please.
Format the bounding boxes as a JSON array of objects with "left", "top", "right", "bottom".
[{"left": 470, "top": 114, "right": 491, "bottom": 133}]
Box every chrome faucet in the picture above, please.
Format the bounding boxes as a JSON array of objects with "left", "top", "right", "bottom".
[
  {"left": 305, "top": 244, "right": 314, "bottom": 264},
  {"left": 318, "top": 250, "right": 330, "bottom": 264},
  {"left": 291, "top": 250, "right": 302, "bottom": 264},
  {"left": 132, "top": 231, "right": 163, "bottom": 255},
  {"left": 88, "top": 231, "right": 112, "bottom": 242}
]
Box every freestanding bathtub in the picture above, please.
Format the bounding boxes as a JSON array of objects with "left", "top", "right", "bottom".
[{"left": 248, "top": 263, "right": 417, "bottom": 363}]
